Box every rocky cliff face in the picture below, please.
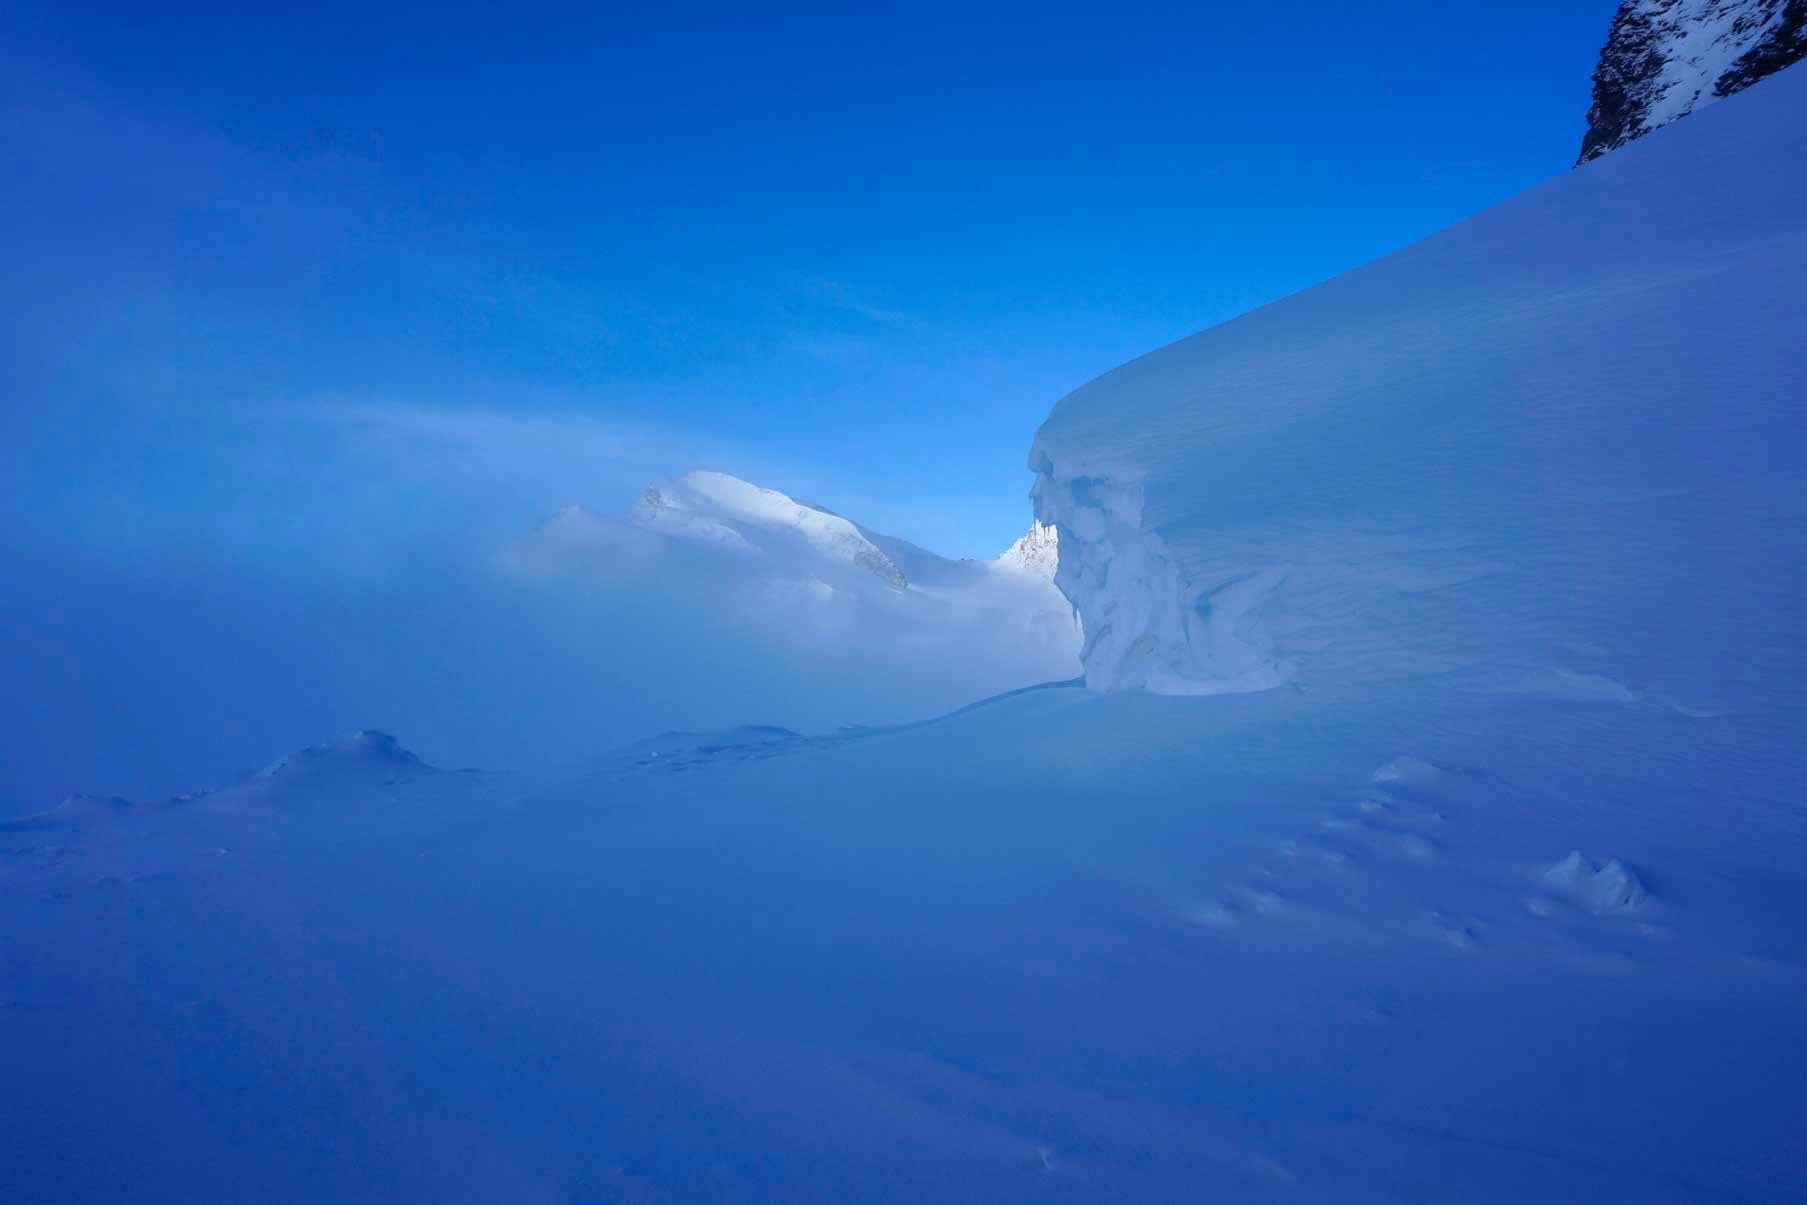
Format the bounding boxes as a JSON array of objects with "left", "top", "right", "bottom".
[
  {"left": 995, "top": 519, "right": 1059, "bottom": 579},
  {"left": 1579, "top": 0, "right": 1806, "bottom": 164}
]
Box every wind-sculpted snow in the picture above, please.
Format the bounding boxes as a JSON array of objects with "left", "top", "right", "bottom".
[
  {"left": 1032, "top": 63, "right": 1807, "bottom": 707},
  {"left": 1028, "top": 472, "right": 1291, "bottom": 694}
]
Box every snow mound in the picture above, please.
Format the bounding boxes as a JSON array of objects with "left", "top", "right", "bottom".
[
  {"left": 635, "top": 472, "right": 906, "bottom": 587},
  {"left": 255, "top": 729, "right": 429, "bottom": 780},
  {"left": 1540, "top": 851, "right": 1651, "bottom": 915},
  {"left": 0, "top": 733, "right": 434, "bottom": 831},
  {"left": 1370, "top": 757, "right": 1447, "bottom": 787},
  {"left": 1029, "top": 63, "right": 1807, "bottom": 706},
  {"left": 203, "top": 730, "right": 437, "bottom": 809}
]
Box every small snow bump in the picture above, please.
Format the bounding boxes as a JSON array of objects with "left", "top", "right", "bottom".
[
  {"left": 1394, "top": 833, "right": 1440, "bottom": 863},
  {"left": 1539, "top": 850, "right": 1650, "bottom": 915},
  {"left": 1370, "top": 756, "right": 1444, "bottom": 786}
]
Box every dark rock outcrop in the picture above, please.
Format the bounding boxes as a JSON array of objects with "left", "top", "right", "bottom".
[{"left": 1579, "top": 0, "right": 1807, "bottom": 165}]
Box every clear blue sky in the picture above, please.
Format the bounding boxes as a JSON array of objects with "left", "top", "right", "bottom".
[{"left": 3, "top": 1, "right": 1612, "bottom": 558}]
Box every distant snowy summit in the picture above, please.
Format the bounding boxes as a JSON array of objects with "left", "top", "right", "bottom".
[
  {"left": 634, "top": 471, "right": 909, "bottom": 588},
  {"left": 509, "top": 472, "right": 1080, "bottom": 684},
  {"left": 1578, "top": 0, "right": 1806, "bottom": 164},
  {"left": 630, "top": 470, "right": 1059, "bottom": 587}
]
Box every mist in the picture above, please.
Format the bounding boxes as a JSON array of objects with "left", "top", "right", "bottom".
[{"left": 0, "top": 436, "right": 1075, "bottom": 808}]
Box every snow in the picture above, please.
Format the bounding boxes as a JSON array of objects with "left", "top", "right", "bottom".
[
  {"left": 635, "top": 471, "right": 908, "bottom": 587},
  {"left": 0, "top": 794, "right": 136, "bottom": 832},
  {"left": 1578, "top": 0, "right": 1806, "bottom": 162},
  {"left": 505, "top": 472, "right": 1083, "bottom": 705},
  {"left": 5, "top": 678, "right": 1805, "bottom": 1200},
  {"left": 1031, "top": 62, "right": 1807, "bottom": 712},
  {"left": 4, "top": 45, "right": 1807, "bottom": 1205},
  {"left": 1539, "top": 850, "right": 1651, "bottom": 915}
]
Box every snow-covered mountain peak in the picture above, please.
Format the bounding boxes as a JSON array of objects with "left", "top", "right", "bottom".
[
  {"left": 995, "top": 519, "right": 1059, "bottom": 578},
  {"left": 1578, "top": 0, "right": 1806, "bottom": 163},
  {"left": 633, "top": 471, "right": 908, "bottom": 588}
]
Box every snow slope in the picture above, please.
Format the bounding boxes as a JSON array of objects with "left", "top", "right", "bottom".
[
  {"left": 5, "top": 676, "right": 1805, "bottom": 1201},
  {"left": 1578, "top": 0, "right": 1807, "bottom": 163},
  {"left": 1031, "top": 60, "right": 1807, "bottom": 709}
]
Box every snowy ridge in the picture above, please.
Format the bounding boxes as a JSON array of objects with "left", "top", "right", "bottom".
[
  {"left": 634, "top": 471, "right": 907, "bottom": 587},
  {"left": 1578, "top": 0, "right": 1806, "bottom": 163},
  {"left": 1032, "top": 64, "right": 1807, "bottom": 703},
  {"left": 500, "top": 472, "right": 1083, "bottom": 701}
]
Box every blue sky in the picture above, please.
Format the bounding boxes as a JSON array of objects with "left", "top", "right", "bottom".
[{"left": 5, "top": 1, "right": 1610, "bottom": 558}]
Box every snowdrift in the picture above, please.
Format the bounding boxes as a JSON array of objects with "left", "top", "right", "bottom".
[{"left": 1031, "top": 63, "right": 1807, "bottom": 717}]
